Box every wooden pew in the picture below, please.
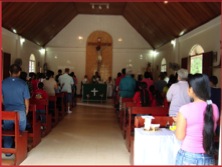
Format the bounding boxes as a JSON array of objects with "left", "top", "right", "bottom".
[
  {"left": 130, "top": 115, "right": 174, "bottom": 165},
  {"left": 48, "top": 96, "right": 59, "bottom": 127},
  {"left": 119, "top": 97, "right": 133, "bottom": 116},
  {"left": 122, "top": 102, "right": 136, "bottom": 139},
  {"left": 30, "top": 99, "right": 52, "bottom": 137},
  {"left": 56, "top": 92, "right": 65, "bottom": 120},
  {"left": 134, "top": 115, "right": 174, "bottom": 128},
  {"left": 1, "top": 111, "right": 28, "bottom": 166},
  {"left": 27, "top": 104, "right": 41, "bottom": 150},
  {"left": 126, "top": 106, "right": 168, "bottom": 152},
  {"left": 119, "top": 98, "right": 133, "bottom": 128}
]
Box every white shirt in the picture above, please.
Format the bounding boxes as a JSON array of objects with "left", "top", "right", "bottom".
[
  {"left": 166, "top": 81, "right": 190, "bottom": 116},
  {"left": 58, "top": 73, "right": 74, "bottom": 93}
]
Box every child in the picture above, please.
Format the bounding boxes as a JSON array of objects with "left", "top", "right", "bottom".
[{"left": 32, "top": 82, "right": 48, "bottom": 122}]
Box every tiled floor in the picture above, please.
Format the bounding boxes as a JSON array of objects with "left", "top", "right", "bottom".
[{"left": 20, "top": 99, "right": 130, "bottom": 165}]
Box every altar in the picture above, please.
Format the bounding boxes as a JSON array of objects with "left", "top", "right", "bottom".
[{"left": 82, "top": 84, "right": 107, "bottom": 102}]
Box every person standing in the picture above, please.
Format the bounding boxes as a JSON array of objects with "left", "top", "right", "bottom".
[
  {"left": 43, "top": 70, "right": 58, "bottom": 96},
  {"left": 2, "top": 64, "right": 30, "bottom": 156},
  {"left": 133, "top": 82, "right": 150, "bottom": 107},
  {"left": 175, "top": 74, "right": 219, "bottom": 165},
  {"left": 166, "top": 68, "right": 190, "bottom": 116},
  {"left": 209, "top": 75, "right": 221, "bottom": 112},
  {"left": 80, "top": 75, "right": 89, "bottom": 96},
  {"left": 141, "top": 71, "right": 153, "bottom": 92},
  {"left": 55, "top": 69, "right": 62, "bottom": 84},
  {"left": 119, "top": 67, "right": 136, "bottom": 98},
  {"left": 209, "top": 75, "right": 221, "bottom": 136},
  {"left": 106, "top": 76, "right": 114, "bottom": 98},
  {"left": 32, "top": 82, "right": 49, "bottom": 122},
  {"left": 58, "top": 68, "right": 74, "bottom": 114},
  {"left": 119, "top": 67, "right": 136, "bottom": 111}
]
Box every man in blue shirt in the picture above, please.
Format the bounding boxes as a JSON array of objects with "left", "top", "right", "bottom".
[
  {"left": 2, "top": 64, "right": 30, "bottom": 156},
  {"left": 119, "top": 67, "right": 136, "bottom": 98},
  {"left": 118, "top": 67, "right": 136, "bottom": 112}
]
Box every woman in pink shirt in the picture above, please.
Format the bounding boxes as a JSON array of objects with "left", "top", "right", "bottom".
[{"left": 175, "top": 74, "right": 219, "bottom": 165}]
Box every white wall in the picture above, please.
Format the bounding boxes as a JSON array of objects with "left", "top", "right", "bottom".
[
  {"left": 2, "top": 15, "right": 220, "bottom": 91},
  {"left": 2, "top": 28, "right": 44, "bottom": 73},
  {"left": 154, "top": 16, "right": 221, "bottom": 84},
  {"left": 46, "top": 15, "right": 153, "bottom": 93}
]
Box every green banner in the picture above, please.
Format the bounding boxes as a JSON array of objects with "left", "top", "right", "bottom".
[{"left": 82, "top": 84, "right": 107, "bottom": 102}]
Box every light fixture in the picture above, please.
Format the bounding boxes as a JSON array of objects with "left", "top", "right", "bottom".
[
  {"left": 39, "top": 48, "right": 46, "bottom": 55},
  {"left": 164, "top": 1, "right": 168, "bottom": 4},
  {"left": 151, "top": 50, "right": 159, "bottom": 57},
  {"left": 179, "top": 30, "right": 186, "bottom": 36},
  {"left": 90, "top": 3, "right": 109, "bottom": 10},
  {"left": 12, "top": 28, "right": 17, "bottom": 34},
  {"left": 78, "top": 36, "right": 83, "bottom": 40},
  {"left": 118, "top": 38, "right": 123, "bottom": 42},
  {"left": 171, "top": 39, "right": 176, "bottom": 47},
  {"left": 20, "top": 37, "right": 25, "bottom": 45}
]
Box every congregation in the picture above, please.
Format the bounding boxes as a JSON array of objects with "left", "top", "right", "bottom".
[{"left": 1, "top": 63, "right": 221, "bottom": 165}]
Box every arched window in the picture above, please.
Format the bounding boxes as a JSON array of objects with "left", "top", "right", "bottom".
[
  {"left": 161, "top": 58, "right": 167, "bottom": 72},
  {"left": 29, "top": 54, "right": 36, "bottom": 73},
  {"left": 189, "top": 44, "right": 204, "bottom": 74}
]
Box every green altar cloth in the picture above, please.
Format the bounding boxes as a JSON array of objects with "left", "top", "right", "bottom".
[{"left": 82, "top": 84, "right": 107, "bottom": 102}]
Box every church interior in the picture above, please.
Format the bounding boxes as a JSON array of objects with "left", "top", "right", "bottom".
[{"left": 1, "top": 2, "right": 221, "bottom": 165}]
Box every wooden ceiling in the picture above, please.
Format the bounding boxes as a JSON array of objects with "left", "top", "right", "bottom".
[{"left": 2, "top": 2, "right": 221, "bottom": 49}]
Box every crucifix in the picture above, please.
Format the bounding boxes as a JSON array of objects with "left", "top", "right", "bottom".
[{"left": 88, "top": 37, "right": 112, "bottom": 73}]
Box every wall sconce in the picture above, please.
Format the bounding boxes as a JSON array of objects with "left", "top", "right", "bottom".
[
  {"left": 39, "top": 48, "right": 46, "bottom": 55},
  {"left": 171, "top": 39, "right": 176, "bottom": 47},
  {"left": 12, "top": 28, "right": 17, "bottom": 34},
  {"left": 90, "top": 3, "right": 109, "bottom": 10},
  {"left": 151, "top": 50, "right": 159, "bottom": 57},
  {"left": 179, "top": 30, "right": 186, "bottom": 36},
  {"left": 20, "top": 37, "right": 25, "bottom": 45}
]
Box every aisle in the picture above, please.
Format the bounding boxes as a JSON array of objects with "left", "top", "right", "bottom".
[{"left": 20, "top": 104, "right": 130, "bottom": 165}]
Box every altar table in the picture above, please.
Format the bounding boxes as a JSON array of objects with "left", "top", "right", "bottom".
[{"left": 82, "top": 84, "right": 107, "bottom": 102}]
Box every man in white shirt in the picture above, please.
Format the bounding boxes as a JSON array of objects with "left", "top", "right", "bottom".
[
  {"left": 58, "top": 68, "right": 74, "bottom": 113},
  {"left": 166, "top": 68, "right": 190, "bottom": 117}
]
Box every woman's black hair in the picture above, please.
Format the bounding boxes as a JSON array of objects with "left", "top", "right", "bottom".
[
  {"left": 20, "top": 71, "right": 27, "bottom": 81},
  {"left": 46, "top": 70, "right": 54, "bottom": 80},
  {"left": 144, "top": 71, "right": 153, "bottom": 79},
  {"left": 188, "top": 73, "right": 215, "bottom": 155}
]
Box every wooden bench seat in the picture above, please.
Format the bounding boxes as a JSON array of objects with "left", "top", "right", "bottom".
[
  {"left": 2, "top": 111, "right": 28, "bottom": 166},
  {"left": 27, "top": 104, "right": 41, "bottom": 150},
  {"left": 30, "top": 99, "right": 52, "bottom": 137},
  {"left": 48, "top": 96, "right": 59, "bottom": 127},
  {"left": 122, "top": 102, "right": 136, "bottom": 139},
  {"left": 119, "top": 98, "right": 133, "bottom": 129},
  {"left": 56, "top": 92, "right": 66, "bottom": 120}
]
